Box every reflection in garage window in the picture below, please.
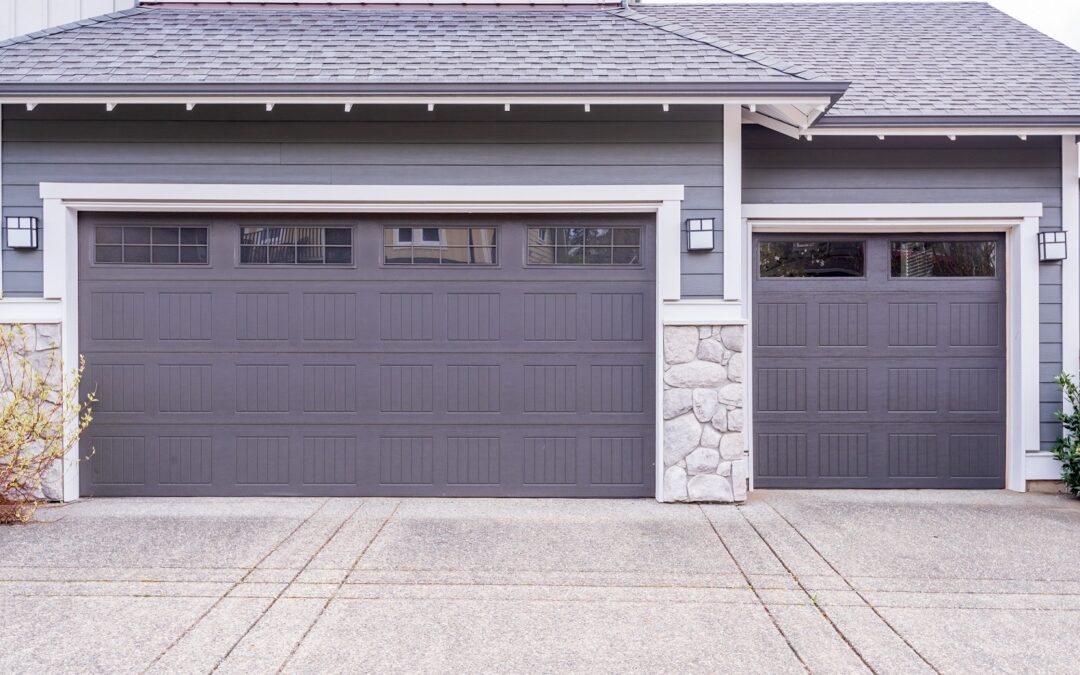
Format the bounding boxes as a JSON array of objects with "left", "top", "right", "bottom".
[
  {"left": 383, "top": 227, "right": 497, "bottom": 265},
  {"left": 95, "top": 226, "right": 208, "bottom": 265},
  {"left": 239, "top": 227, "right": 352, "bottom": 265},
  {"left": 527, "top": 227, "right": 641, "bottom": 265},
  {"left": 758, "top": 241, "right": 865, "bottom": 278},
  {"left": 891, "top": 241, "right": 996, "bottom": 277}
]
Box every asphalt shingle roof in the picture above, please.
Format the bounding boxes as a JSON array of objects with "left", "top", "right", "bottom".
[
  {"left": 0, "top": 7, "right": 805, "bottom": 85},
  {"left": 641, "top": 1, "right": 1080, "bottom": 118},
  {"left": 0, "top": 2, "right": 1076, "bottom": 120}
]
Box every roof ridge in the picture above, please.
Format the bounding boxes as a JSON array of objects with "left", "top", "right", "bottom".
[
  {"left": 0, "top": 6, "right": 150, "bottom": 50},
  {"left": 609, "top": 7, "right": 821, "bottom": 81}
]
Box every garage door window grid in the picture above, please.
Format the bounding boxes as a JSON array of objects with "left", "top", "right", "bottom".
[
  {"left": 383, "top": 226, "right": 497, "bottom": 265},
  {"left": 94, "top": 226, "right": 208, "bottom": 265},
  {"left": 526, "top": 226, "right": 642, "bottom": 266},
  {"left": 239, "top": 226, "right": 352, "bottom": 265}
]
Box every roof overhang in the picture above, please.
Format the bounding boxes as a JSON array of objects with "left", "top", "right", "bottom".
[{"left": 0, "top": 81, "right": 849, "bottom": 126}]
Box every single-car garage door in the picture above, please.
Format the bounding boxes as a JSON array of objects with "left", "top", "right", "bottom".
[
  {"left": 752, "top": 233, "right": 1006, "bottom": 488},
  {"left": 79, "top": 213, "right": 655, "bottom": 497}
]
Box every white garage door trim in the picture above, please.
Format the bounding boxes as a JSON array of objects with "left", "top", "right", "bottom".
[
  {"left": 31, "top": 182, "right": 686, "bottom": 501},
  {"left": 744, "top": 202, "right": 1044, "bottom": 493}
]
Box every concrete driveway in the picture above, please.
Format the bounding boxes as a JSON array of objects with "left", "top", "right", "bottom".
[{"left": 1, "top": 490, "right": 1078, "bottom": 674}]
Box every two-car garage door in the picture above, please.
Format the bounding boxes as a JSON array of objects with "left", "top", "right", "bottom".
[
  {"left": 753, "top": 233, "right": 1007, "bottom": 489},
  {"left": 79, "top": 213, "right": 655, "bottom": 497}
]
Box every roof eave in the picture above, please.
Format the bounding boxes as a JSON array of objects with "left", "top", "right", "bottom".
[
  {"left": 0, "top": 80, "right": 850, "bottom": 100},
  {"left": 815, "top": 114, "right": 1080, "bottom": 129}
]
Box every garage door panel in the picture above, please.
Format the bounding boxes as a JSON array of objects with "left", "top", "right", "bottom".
[
  {"left": 79, "top": 213, "right": 655, "bottom": 497},
  {"left": 80, "top": 422, "right": 653, "bottom": 497},
  {"left": 753, "top": 234, "right": 1006, "bottom": 489}
]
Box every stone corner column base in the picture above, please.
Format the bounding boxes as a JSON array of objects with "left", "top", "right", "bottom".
[{"left": 660, "top": 324, "right": 747, "bottom": 504}]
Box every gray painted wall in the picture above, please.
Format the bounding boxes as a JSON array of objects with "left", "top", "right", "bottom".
[
  {"left": 0, "top": 104, "right": 724, "bottom": 298},
  {"left": 743, "top": 127, "right": 1064, "bottom": 450}
]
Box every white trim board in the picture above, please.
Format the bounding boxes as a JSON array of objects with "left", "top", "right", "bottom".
[
  {"left": 26, "top": 182, "right": 688, "bottom": 502},
  {"left": 744, "top": 203, "right": 1045, "bottom": 493}
]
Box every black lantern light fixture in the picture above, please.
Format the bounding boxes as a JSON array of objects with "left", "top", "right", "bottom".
[
  {"left": 1037, "top": 231, "right": 1067, "bottom": 262},
  {"left": 685, "top": 218, "right": 715, "bottom": 252},
  {"left": 4, "top": 216, "right": 39, "bottom": 250}
]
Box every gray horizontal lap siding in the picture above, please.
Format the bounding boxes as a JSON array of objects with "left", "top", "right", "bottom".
[
  {"left": 0, "top": 104, "right": 725, "bottom": 298},
  {"left": 743, "top": 128, "right": 1064, "bottom": 450}
]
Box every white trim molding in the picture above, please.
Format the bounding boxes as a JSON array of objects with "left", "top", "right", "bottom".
[
  {"left": 723, "top": 104, "right": 744, "bottom": 301},
  {"left": 745, "top": 202, "right": 1045, "bottom": 493},
  {"left": 1062, "top": 137, "right": 1079, "bottom": 385},
  {"left": 29, "top": 182, "right": 687, "bottom": 502}
]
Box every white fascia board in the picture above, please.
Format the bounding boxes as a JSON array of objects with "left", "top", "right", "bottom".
[
  {"left": 744, "top": 203, "right": 1044, "bottom": 221},
  {"left": 39, "top": 183, "right": 685, "bottom": 205},
  {"left": 6, "top": 95, "right": 837, "bottom": 108},
  {"left": 799, "top": 126, "right": 1080, "bottom": 137},
  {"left": 742, "top": 109, "right": 802, "bottom": 139}
]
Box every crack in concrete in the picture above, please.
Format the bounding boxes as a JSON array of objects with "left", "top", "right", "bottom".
[
  {"left": 207, "top": 499, "right": 369, "bottom": 674},
  {"left": 729, "top": 505, "right": 879, "bottom": 675},
  {"left": 277, "top": 500, "right": 401, "bottom": 675},
  {"left": 697, "top": 505, "right": 811, "bottom": 674},
  {"left": 761, "top": 500, "right": 942, "bottom": 675},
  {"left": 141, "top": 498, "right": 332, "bottom": 675}
]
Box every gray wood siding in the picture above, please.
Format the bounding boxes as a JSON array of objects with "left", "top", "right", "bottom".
[
  {"left": 744, "top": 128, "right": 1064, "bottom": 449},
  {"left": 0, "top": 104, "right": 724, "bottom": 298}
]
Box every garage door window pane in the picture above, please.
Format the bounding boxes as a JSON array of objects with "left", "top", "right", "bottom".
[
  {"left": 891, "top": 241, "right": 997, "bottom": 277},
  {"left": 759, "top": 241, "right": 865, "bottom": 278},
  {"left": 528, "top": 227, "right": 642, "bottom": 266},
  {"left": 383, "top": 227, "right": 497, "bottom": 265},
  {"left": 95, "top": 226, "right": 208, "bottom": 265},
  {"left": 239, "top": 226, "right": 352, "bottom": 265}
]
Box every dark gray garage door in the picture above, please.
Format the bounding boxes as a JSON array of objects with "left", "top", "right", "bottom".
[
  {"left": 752, "top": 234, "right": 1006, "bottom": 488},
  {"left": 79, "top": 213, "right": 655, "bottom": 497}
]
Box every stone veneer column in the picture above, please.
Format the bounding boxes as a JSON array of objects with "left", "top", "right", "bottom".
[
  {"left": 0, "top": 323, "right": 64, "bottom": 500},
  {"left": 661, "top": 324, "right": 746, "bottom": 503}
]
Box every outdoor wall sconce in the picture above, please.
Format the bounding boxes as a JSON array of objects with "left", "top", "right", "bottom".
[
  {"left": 685, "top": 218, "right": 715, "bottom": 252},
  {"left": 1038, "top": 231, "right": 1067, "bottom": 262},
  {"left": 4, "top": 216, "right": 39, "bottom": 250}
]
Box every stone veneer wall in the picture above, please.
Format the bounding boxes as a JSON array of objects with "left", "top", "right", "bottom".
[
  {"left": 662, "top": 325, "right": 746, "bottom": 503},
  {"left": 0, "top": 323, "right": 64, "bottom": 501}
]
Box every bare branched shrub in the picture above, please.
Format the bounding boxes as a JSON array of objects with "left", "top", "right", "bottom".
[{"left": 0, "top": 325, "right": 94, "bottom": 522}]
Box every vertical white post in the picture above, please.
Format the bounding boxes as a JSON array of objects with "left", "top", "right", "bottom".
[
  {"left": 1011, "top": 217, "right": 1042, "bottom": 491},
  {"left": 1062, "top": 137, "right": 1079, "bottom": 389},
  {"left": 60, "top": 205, "right": 80, "bottom": 501},
  {"left": 722, "top": 104, "right": 743, "bottom": 301},
  {"left": 657, "top": 199, "right": 682, "bottom": 301}
]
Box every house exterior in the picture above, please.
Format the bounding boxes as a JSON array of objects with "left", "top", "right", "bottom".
[{"left": 0, "top": 0, "right": 1077, "bottom": 503}]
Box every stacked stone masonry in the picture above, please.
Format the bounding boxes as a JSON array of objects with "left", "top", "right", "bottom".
[
  {"left": 0, "top": 323, "right": 63, "bottom": 501},
  {"left": 662, "top": 324, "right": 746, "bottom": 503}
]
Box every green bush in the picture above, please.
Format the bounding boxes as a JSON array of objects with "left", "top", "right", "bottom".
[{"left": 1053, "top": 373, "right": 1080, "bottom": 497}]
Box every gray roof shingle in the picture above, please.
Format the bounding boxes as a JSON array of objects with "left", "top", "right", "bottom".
[
  {"left": 640, "top": 1, "right": 1080, "bottom": 118},
  {"left": 0, "top": 7, "right": 807, "bottom": 85}
]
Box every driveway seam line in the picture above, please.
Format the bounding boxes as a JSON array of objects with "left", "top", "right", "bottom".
[
  {"left": 697, "top": 505, "right": 810, "bottom": 674},
  {"left": 276, "top": 500, "right": 401, "bottom": 675},
  {"left": 141, "top": 498, "right": 333, "bottom": 675},
  {"left": 734, "top": 504, "right": 879, "bottom": 675},
  {"left": 209, "top": 499, "right": 369, "bottom": 674},
  {"left": 761, "top": 500, "right": 942, "bottom": 675}
]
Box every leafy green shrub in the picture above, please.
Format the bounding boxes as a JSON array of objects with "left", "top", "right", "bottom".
[{"left": 1052, "top": 373, "right": 1080, "bottom": 497}]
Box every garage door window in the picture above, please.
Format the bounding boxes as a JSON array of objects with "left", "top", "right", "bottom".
[
  {"left": 383, "top": 227, "right": 497, "bottom": 265},
  {"left": 890, "top": 241, "right": 997, "bottom": 278},
  {"left": 239, "top": 226, "right": 352, "bottom": 265},
  {"left": 526, "top": 227, "right": 641, "bottom": 265},
  {"left": 94, "top": 226, "right": 208, "bottom": 265},
  {"left": 758, "top": 241, "right": 864, "bottom": 278}
]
